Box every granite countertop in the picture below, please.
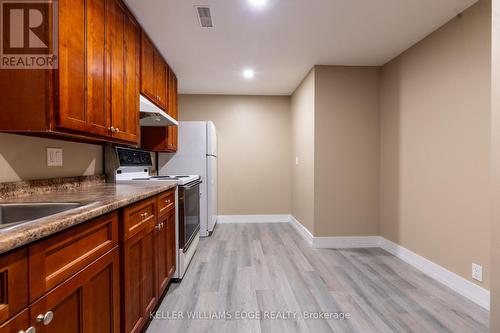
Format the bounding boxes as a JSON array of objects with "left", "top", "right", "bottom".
[{"left": 0, "top": 181, "right": 177, "bottom": 254}]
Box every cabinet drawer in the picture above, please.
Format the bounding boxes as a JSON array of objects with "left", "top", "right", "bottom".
[
  {"left": 158, "top": 190, "right": 175, "bottom": 217},
  {"left": 28, "top": 212, "right": 118, "bottom": 303},
  {"left": 123, "top": 197, "right": 156, "bottom": 241},
  {"left": 0, "top": 249, "right": 28, "bottom": 325}
]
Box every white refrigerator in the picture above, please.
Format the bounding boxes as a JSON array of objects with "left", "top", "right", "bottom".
[{"left": 158, "top": 121, "right": 217, "bottom": 237}]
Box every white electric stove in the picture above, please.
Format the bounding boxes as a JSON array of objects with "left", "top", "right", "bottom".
[
  {"left": 130, "top": 175, "right": 200, "bottom": 186},
  {"left": 105, "top": 146, "right": 200, "bottom": 280}
]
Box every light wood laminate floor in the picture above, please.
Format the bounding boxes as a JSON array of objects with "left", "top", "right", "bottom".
[{"left": 146, "top": 223, "right": 489, "bottom": 333}]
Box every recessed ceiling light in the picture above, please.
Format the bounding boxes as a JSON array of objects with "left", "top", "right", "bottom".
[
  {"left": 248, "top": 0, "right": 268, "bottom": 9},
  {"left": 242, "top": 69, "right": 255, "bottom": 79}
]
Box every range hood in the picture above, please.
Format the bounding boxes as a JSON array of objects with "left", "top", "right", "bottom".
[{"left": 139, "top": 95, "right": 179, "bottom": 127}]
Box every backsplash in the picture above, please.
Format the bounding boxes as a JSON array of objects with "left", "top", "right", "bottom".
[
  {"left": 0, "top": 133, "right": 103, "bottom": 183},
  {"left": 0, "top": 175, "right": 105, "bottom": 200}
]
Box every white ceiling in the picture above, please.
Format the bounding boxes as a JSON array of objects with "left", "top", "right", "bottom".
[{"left": 124, "top": 0, "right": 478, "bottom": 95}]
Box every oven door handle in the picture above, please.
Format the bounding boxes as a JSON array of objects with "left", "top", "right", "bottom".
[{"left": 181, "top": 180, "right": 202, "bottom": 190}]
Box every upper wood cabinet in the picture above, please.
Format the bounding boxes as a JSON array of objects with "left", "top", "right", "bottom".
[
  {"left": 57, "top": 0, "right": 109, "bottom": 138},
  {"left": 0, "top": 0, "right": 140, "bottom": 145},
  {"left": 154, "top": 51, "right": 167, "bottom": 109},
  {"left": 140, "top": 33, "right": 155, "bottom": 101},
  {"left": 140, "top": 32, "right": 167, "bottom": 109},
  {"left": 168, "top": 68, "right": 179, "bottom": 120},
  {"left": 140, "top": 67, "right": 179, "bottom": 152},
  {"left": 108, "top": 0, "right": 141, "bottom": 143}
]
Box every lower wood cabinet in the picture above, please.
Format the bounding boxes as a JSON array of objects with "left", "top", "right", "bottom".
[
  {"left": 0, "top": 248, "right": 120, "bottom": 333},
  {"left": 121, "top": 221, "right": 157, "bottom": 333},
  {"left": 0, "top": 309, "right": 30, "bottom": 333},
  {"left": 29, "top": 248, "right": 120, "bottom": 333},
  {"left": 155, "top": 208, "right": 176, "bottom": 297},
  {"left": 122, "top": 190, "right": 176, "bottom": 333},
  {"left": 28, "top": 212, "right": 118, "bottom": 303},
  {"left": 0, "top": 189, "right": 176, "bottom": 333},
  {"left": 0, "top": 248, "right": 28, "bottom": 325}
]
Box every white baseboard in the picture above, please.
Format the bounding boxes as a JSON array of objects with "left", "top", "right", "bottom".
[
  {"left": 313, "top": 236, "right": 381, "bottom": 249},
  {"left": 289, "top": 216, "right": 314, "bottom": 247},
  {"left": 378, "top": 237, "right": 490, "bottom": 310},
  {"left": 216, "top": 215, "right": 490, "bottom": 310},
  {"left": 217, "top": 215, "right": 291, "bottom": 224},
  {"left": 287, "top": 216, "right": 490, "bottom": 311}
]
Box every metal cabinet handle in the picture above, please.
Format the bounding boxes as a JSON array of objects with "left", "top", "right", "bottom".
[
  {"left": 165, "top": 199, "right": 171, "bottom": 204},
  {"left": 155, "top": 225, "right": 160, "bottom": 231},
  {"left": 18, "top": 327, "right": 36, "bottom": 333},
  {"left": 110, "top": 126, "right": 115, "bottom": 133},
  {"left": 140, "top": 212, "right": 149, "bottom": 219},
  {"left": 36, "top": 311, "right": 54, "bottom": 325},
  {"left": 116, "top": 128, "right": 120, "bottom": 133}
]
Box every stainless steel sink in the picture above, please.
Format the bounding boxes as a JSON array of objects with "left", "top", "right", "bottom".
[{"left": 0, "top": 202, "right": 87, "bottom": 228}]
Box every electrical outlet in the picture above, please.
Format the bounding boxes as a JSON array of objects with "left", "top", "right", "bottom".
[
  {"left": 472, "top": 263, "right": 483, "bottom": 282},
  {"left": 47, "top": 148, "right": 63, "bottom": 167},
  {"left": 295, "top": 157, "right": 300, "bottom": 165}
]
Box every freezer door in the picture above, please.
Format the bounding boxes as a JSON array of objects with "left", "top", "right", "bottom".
[
  {"left": 207, "top": 155, "right": 217, "bottom": 233},
  {"left": 206, "top": 121, "right": 217, "bottom": 157}
]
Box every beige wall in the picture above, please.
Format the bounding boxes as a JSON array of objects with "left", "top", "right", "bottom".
[
  {"left": 0, "top": 133, "right": 103, "bottom": 183},
  {"left": 491, "top": 0, "right": 499, "bottom": 327},
  {"left": 290, "top": 69, "right": 316, "bottom": 233},
  {"left": 380, "top": 0, "right": 491, "bottom": 288},
  {"left": 178, "top": 94, "right": 292, "bottom": 215},
  {"left": 314, "top": 66, "right": 380, "bottom": 237}
]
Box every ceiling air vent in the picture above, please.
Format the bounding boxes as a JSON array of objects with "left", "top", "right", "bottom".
[{"left": 195, "top": 6, "right": 213, "bottom": 28}]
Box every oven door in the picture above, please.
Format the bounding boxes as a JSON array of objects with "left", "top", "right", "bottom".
[{"left": 178, "top": 180, "right": 201, "bottom": 252}]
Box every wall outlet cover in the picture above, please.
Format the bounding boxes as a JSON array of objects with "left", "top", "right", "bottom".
[
  {"left": 47, "top": 148, "right": 63, "bottom": 167},
  {"left": 472, "top": 263, "right": 483, "bottom": 282}
]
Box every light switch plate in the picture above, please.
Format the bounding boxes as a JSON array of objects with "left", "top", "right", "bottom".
[
  {"left": 47, "top": 148, "right": 63, "bottom": 167},
  {"left": 295, "top": 157, "right": 300, "bottom": 165},
  {"left": 472, "top": 263, "right": 483, "bottom": 282}
]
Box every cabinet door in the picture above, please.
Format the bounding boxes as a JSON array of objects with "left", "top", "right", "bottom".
[
  {"left": 154, "top": 215, "right": 168, "bottom": 297},
  {"left": 140, "top": 32, "right": 155, "bottom": 102},
  {"left": 57, "top": 0, "right": 110, "bottom": 137},
  {"left": 122, "top": 225, "right": 157, "bottom": 333},
  {"left": 165, "top": 67, "right": 174, "bottom": 118},
  {"left": 165, "top": 209, "right": 176, "bottom": 282},
  {"left": 29, "top": 248, "right": 120, "bottom": 333},
  {"left": 0, "top": 309, "right": 30, "bottom": 333},
  {"left": 166, "top": 70, "right": 178, "bottom": 151},
  {"left": 155, "top": 207, "right": 175, "bottom": 299},
  {"left": 0, "top": 248, "right": 28, "bottom": 325},
  {"left": 109, "top": 0, "right": 140, "bottom": 143},
  {"left": 172, "top": 73, "right": 178, "bottom": 119},
  {"left": 153, "top": 50, "right": 167, "bottom": 109},
  {"left": 166, "top": 126, "right": 178, "bottom": 152}
]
